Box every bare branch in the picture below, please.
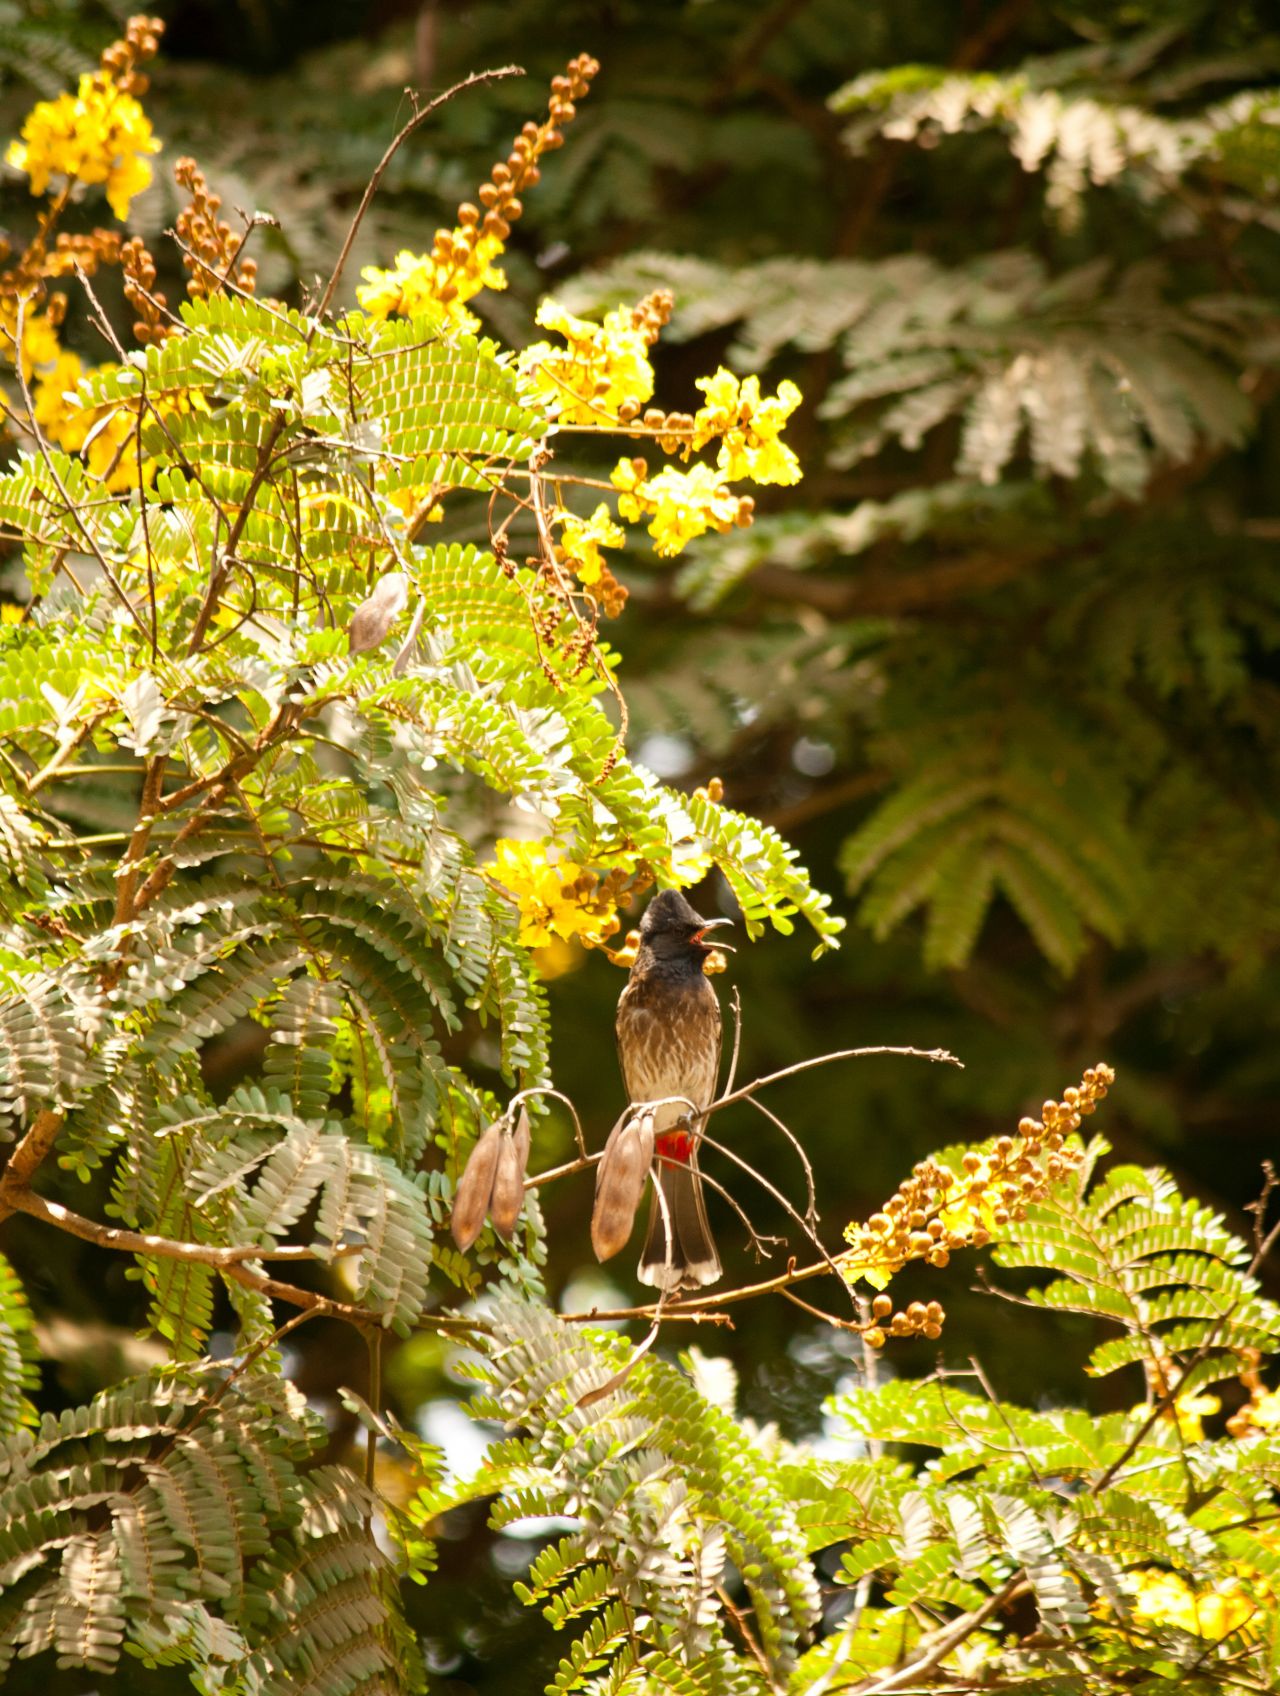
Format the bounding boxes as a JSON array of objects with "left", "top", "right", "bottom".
[
  {"left": 12, "top": 294, "right": 151, "bottom": 642},
  {"left": 0, "top": 1108, "right": 64, "bottom": 1223},
  {"left": 5, "top": 1184, "right": 486, "bottom": 1334},
  {"left": 315, "top": 65, "right": 524, "bottom": 323},
  {"left": 5, "top": 1186, "right": 356, "bottom": 1266},
  {"left": 849, "top": 1576, "right": 1027, "bottom": 1694},
  {"left": 708, "top": 1045, "right": 962, "bottom": 1118}
]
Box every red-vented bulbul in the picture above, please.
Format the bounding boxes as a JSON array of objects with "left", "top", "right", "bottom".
[{"left": 610, "top": 889, "right": 731, "bottom": 1291}]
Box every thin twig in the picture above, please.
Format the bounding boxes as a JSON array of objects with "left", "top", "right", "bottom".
[
  {"left": 314, "top": 65, "right": 523, "bottom": 324},
  {"left": 724, "top": 986, "right": 743, "bottom": 1099},
  {"left": 700, "top": 1127, "right": 859, "bottom": 1311},
  {"left": 745, "top": 1091, "right": 819, "bottom": 1235},
  {"left": 850, "top": 1577, "right": 1026, "bottom": 1694},
  {"left": 708, "top": 1045, "right": 962, "bottom": 1118},
  {"left": 12, "top": 294, "right": 151, "bottom": 642}
]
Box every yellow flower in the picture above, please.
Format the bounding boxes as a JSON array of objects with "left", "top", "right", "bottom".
[
  {"left": 30, "top": 348, "right": 86, "bottom": 435},
  {"left": 0, "top": 306, "right": 67, "bottom": 383},
  {"left": 692, "top": 367, "right": 803, "bottom": 486},
  {"left": 1130, "top": 1569, "right": 1255, "bottom": 1641},
  {"left": 1173, "top": 1391, "right": 1220, "bottom": 1441},
  {"left": 33, "top": 362, "right": 149, "bottom": 492},
  {"left": 557, "top": 503, "right": 625, "bottom": 586},
  {"left": 519, "top": 298, "right": 655, "bottom": 426},
  {"left": 611, "top": 458, "right": 744, "bottom": 557},
  {"left": 6, "top": 72, "right": 159, "bottom": 221},
  {"left": 1242, "top": 1387, "right": 1280, "bottom": 1430},
  {"left": 356, "top": 231, "right": 507, "bottom": 335},
  {"left": 1129, "top": 1391, "right": 1220, "bottom": 1442},
  {"left": 488, "top": 839, "right": 619, "bottom": 953}
]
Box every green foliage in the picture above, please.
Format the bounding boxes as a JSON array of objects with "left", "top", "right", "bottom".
[
  {"left": 0, "top": 1364, "right": 409, "bottom": 1689},
  {"left": 995, "top": 1142, "right": 1280, "bottom": 1396},
  {"left": 547, "top": 9, "right": 1280, "bottom": 1002},
  {"left": 405, "top": 1150, "right": 1280, "bottom": 1695},
  {"left": 412, "top": 1298, "right": 820, "bottom": 1692},
  {"left": 0, "top": 1252, "right": 37, "bottom": 1436},
  {"left": 0, "top": 25, "right": 842, "bottom": 1690}
]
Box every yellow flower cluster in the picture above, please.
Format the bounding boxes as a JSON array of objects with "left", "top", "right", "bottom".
[
  {"left": 1129, "top": 1569, "right": 1257, "bottom": 1642},
  {"left": 841, "top": 1064, "right": 1113, "bottom": 1296},
  {"left": 611, "top": 457, "right": 754, "bottom": 557},
  {"left": 0, "top": 300, "right": 134, "bottom": 487},
  {"left": 357, "top": 54, "right": 598, "bottom": 337},
  {"left": 6, "top": 71, "right": 159, "bottom": 221},
  {"left": 692, "top": 368, "right": 803, "bottom": 485},
  {"left": 520, "top": 299, "right": 656, "bottom": 425},
  {"left": 1227, "top": 1353, "right": 1280, "bottom": 1437},
  {"left": 357, "top": 235, "right": 507, "bottom": 335},
  {"left": 556, "top": 502, "right": 626, "bottom": 587},
  {"left": 488, "top": 839, "right": 620, "bottom": 952},
  {"left": 0, "top": 305, "right": 60, "bottom": 383},
  {"left": 1147, "top": 1390, "right": 1221, "bottom": 1443}
]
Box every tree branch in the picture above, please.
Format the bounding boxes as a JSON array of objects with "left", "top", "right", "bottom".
[
  {"left": 851, "top": 1576, "right": 1027, "bottom": 1693},
  {"left": 3, "top": 1184, "right": 485, "bottom": 1334},
  {"left": 314, "top": 64, "right": 523, "bottom": 323},
  {"left": 0, "top": 1108, "right": 64, "bottom": 1224},
  {"left": 3, "top": 1186, "right": 353, "bottom": 1265}
]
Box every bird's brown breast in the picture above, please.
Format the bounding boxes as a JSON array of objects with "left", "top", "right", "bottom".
[{"left": 616, "top": 969, "right": 721, "bottom": 1134}]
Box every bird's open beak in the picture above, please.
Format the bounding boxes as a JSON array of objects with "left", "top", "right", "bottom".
[{"left": 695, "top": 918, "right": 735, "bottom": 951}]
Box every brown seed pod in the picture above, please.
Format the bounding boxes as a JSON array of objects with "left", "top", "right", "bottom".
[
  {"left": 451, "top": 1120, "right": 504, "bottom": 1251},
  {"left": 489, "top": 1108, "right": 531, "bottom": 1239},
  {"left": 591, "top": 1109, "right": 655, "bottom": 1262}
]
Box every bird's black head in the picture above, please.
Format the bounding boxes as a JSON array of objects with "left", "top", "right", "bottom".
[{"left": 639, "top": 890, "right": 732, "bottom": 962}]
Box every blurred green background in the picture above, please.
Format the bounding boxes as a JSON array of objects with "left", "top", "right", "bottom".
[{"left": 2, "top": 2, "right": 1279, "bottom": 1689}]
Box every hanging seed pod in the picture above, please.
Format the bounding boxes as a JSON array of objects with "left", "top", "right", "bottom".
[
  {"left": 489, "top": 1108, "right": 532, "bottom": 1239},
  {"left": 591, "top": 1109, "right": 655, "bottom": 1262},
  {"left": 451, "top": 1110, "right": 533, "bottom": 1249},
  {"left": 348, "top": 571, "right": 409, "bottom": 653},
  {"left": 450, "top": 1120, "right": 504, "bottom": 1251}
]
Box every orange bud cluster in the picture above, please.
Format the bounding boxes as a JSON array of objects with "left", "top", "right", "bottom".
[
  {"left": 42, "top": 229, "right": 123, "bottom": 280},
  {"left": 121, "top": 236, "right": 169, "bottom": 345},
  {"left": 593, "top": 564, "right": 628, "bottom": 619},
  {"left": 565, "top": 864, "right": 628, "bottom": 942},
  {"left": 862, "top": 1293, "right": 945, "bottom": 1348},
  {"left": 604, "top": 927, "right": 643, "bottom": 968},
  {"left": 1226, "top": 1350, "right": 1280, "bottom": 1439},
  {"left": 693, "top": 776, "right": 725, "bottom": 803},
  {"left": 629, "top": 289, "right": 674, "bottom": 346},
  {"left": 100, "top": 15, "right": 164, "bottom": 96},
  {"left": 625, "top": 405, "right": 695, "bottom": 451},
  {"left": 174, "top": 157, "right": 258, "bottom": 302},
  {"left": 843, "top": 1064, "right": 1114, "bottom": 1287},
  {"left": 437, "top": 54, "right": 599, "bottom": 307},
  {"left": 0, "top": 229, "right": 122, "bottom": 323}
]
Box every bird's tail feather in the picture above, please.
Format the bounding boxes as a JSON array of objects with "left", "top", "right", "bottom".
[{"left": 638, "top": 1159, "right": 720, "bottom": 1290}]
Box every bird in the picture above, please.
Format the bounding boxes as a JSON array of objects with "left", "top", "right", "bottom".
[{"left": 595, "top": 888, "right": 731, "bottom": 1291}]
